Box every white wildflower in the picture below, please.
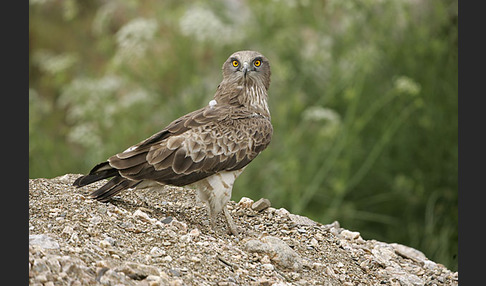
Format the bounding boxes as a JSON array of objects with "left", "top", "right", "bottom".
[
  {"left": 393, "top": 76, "right": 421, "bottom": 96},
  {"left": 119, "top": 89, "right": 151, "bottom": 109},
  {"left": 32, "top": 50, "right": 78, "bottom": 75},
  {"left": 92, "top": 2, "right": 117, "bottom": 35},
  {"left": 302, "top": 106, "right": 341, "bottom": 124},
  {"left": 179, "top": 7, "right": 240, "bottom": 43},
  {"left": 114, "top": 18, "right": 158, "bottom": 63}
]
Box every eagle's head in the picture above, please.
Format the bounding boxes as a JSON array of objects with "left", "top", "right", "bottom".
[{"left": 221, "top": 50, "right": 271, "bottom": 91}]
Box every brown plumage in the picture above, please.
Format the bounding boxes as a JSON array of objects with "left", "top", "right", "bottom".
[{"left": 73, "top": 50, "right": 273, "bottom": 235}]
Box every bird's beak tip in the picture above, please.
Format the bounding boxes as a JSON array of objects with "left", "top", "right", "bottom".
[{"left": 243, "top": 62, "right": 250, "bottom": 77}]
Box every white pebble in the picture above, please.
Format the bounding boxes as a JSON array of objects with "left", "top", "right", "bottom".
[
  {"left": 340, "top": 229, "right": 361, "bottom": 240},
  {"left": 150, "top": 246, "right": 166, "bottom": 257},
  {"left": 275, "top": 208, "right": 290, "bottom": 218},
  {"left": 262, "top": 263, "right": 274, "bottom": 271},
  {"left": 237, "top": 197, "right": 254, "bottom": 208},
  {"left": 133, "top": 209, "right": 153, "bottom": 223},
  {"left": 189, "top": 228, "right": 200, "bottom": 238}
]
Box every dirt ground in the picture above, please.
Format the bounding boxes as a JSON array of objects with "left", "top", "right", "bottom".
[{"left": 29, "top": 174, "right": 458, "bottom": 285}]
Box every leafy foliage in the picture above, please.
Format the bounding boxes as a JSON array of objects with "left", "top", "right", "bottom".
[{"left": 29, "top": 0, "right": 457, "bottom": 270}]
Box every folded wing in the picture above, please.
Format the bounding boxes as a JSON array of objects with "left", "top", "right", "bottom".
[
  {"left": 74, "top": 104, "right": 273, "bottom": 201},
  {"left": 109, "top": 105, "right": 272, "bottom": 187}
]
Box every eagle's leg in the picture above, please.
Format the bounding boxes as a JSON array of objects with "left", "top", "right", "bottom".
[
  {"left": 205, "top": 202, "right": 238, "bottom": 236},
  {"left": 222, "top": 205, "right": 238, "bottom": 236},
  {"left": 196, "top": 169, "right": 245, "bottom": 235}
]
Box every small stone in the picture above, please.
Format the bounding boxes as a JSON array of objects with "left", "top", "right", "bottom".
[
  {"left": 29, "top": 234, "right": 60, "bottom": 250},
  {"left": 61, "top": 226, "right": 74, "bottom": 236},
  {"left": 189, "top": 228, "right": 200, "bottom": 238},
  {"left": 68, "top": 232, "right": 79, "bottom": 244},
  {"left": 32, "top": 259, "right": 49, "bottom": 273},
  {"left": 133, "top": 209, "right": 154, "bottom": 223},
  {"left": 252, "top": 198, "right": 271, "bottom": 212},
  {"left": 372, "top": 243, "right": 399, "bottom": 268},
  {"left": 99, "top": 240, "right": 111, "bottom": 249},
  {"left": 46, "top": 256, "right": 61, "bottom": 272},
  {"left": 391, "top": 243, "right": 427, "bottom": 264},
  {"left": 150, "top": 246, "right": 166, "bottom": 257},
  {"left": 112, "top": 206, "right": 127, "bottom": 215},
  {"left": 289, "top": 272, "right": 300, "bottom": 280},
  {"left": 169, "top": 279, "right": 184, "bottom": 286},
  {"left": 325, "top": 266, "right": 336, "bottom": 278},
  {"left": 275, "top": 208, "right": 290, "bottom": 219},
  {"left": 244, "top": 236, "right": 303, "bottom": 271},
  {"left": 324, "top": 221, "right": 340, "bottom": 229},
  {"left": 359, "top": 260, "right": 369, "bottom": 270},
  {"left": 312, "top": 262, "right": 324, "bottom": 271},
  {"left": 89, "top": 215, "right": 102, "bottom": 225},
  {"left": 272, "top": 283, "right": 289, "bottom": 286},
  {"left": 340, "top": 229, "right": 361, "bottom": 240},
  {"left": 289, "top": 213, "right": 317, "bottom": 226},
  {"left": 55, "top": 174, "right": 72, "bottom": 183},
  {"left": 99, "top": 269, "right": 133, "bottom": 285},
  {"left": 118, "top": 262, "right": 161, "bottom": 279},
  {"left": 338, "top": 274, "right": 347, "bottom": 281},
  {"left": 95, "top": 260, "right": 110, "bottom": 268},
  {"left": 179, "top": 234, "right": 191, "bottom": 243},
  {"left": 255, "top": 277, "right": 272, "bottom": 285},
  {"left": 386, "top": 267, "right": 425, "bottom": 286},
  {"left": 260, "top": 255, "right": 271, "bottom": 264},
  {"left": 35, "top": 274, "right": 48, "bottom": 283},
  {"left": 262, "top": 263, "right": 274, "bottom": 271},
  {"left": 146, "top": 275, "right": 162, "bottom": 286},
  {"left": 237, "top": 197, "right": 254, "bottom": 208},
  {"left": 169, "top": 218, "right": 188, "bottom": 232},
  {"left": 49, "top": 208, "right": 61, "bottom": 217},
  {"left": 423, "top": 260, "right": 437, "bottom": 270},
  {"left": 103, "top": 236, "right": 116, "bottom": 246},
  {"left": 160, "top": 216, "right": 173, "bottom": 224}
]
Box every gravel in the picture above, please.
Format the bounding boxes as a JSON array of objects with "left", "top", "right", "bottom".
[{"left": 29, "top": 174, "right": 458, "bottom": 285}]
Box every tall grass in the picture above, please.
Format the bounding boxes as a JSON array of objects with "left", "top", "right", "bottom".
[{"left": 29, "top": 0, "right": 457, "bottom": 270}]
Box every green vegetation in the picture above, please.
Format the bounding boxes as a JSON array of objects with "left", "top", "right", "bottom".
[{"left": 29, "top": 0, "right": 458, "bottom": 270}]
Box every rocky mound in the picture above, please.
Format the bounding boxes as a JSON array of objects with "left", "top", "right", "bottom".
[{"left": 29, "top": 174, "right": 458, "bottom": 285}]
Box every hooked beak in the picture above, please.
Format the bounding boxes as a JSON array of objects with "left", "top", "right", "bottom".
[{"left": 242, "top": 62, "right": 250, "bottom": 77}]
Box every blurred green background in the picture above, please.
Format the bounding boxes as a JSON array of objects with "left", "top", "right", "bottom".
[{"left": 29, "top": 0, "right": 458, "bottom": 270}]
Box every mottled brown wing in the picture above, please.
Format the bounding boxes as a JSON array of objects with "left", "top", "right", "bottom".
[{"left": 108, "top": 105, "right": 272, "bottom": 187}]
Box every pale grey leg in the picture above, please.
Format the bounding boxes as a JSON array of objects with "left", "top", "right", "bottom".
[{"left": 223, "top": 205, "right": 238, "bottom": 236}]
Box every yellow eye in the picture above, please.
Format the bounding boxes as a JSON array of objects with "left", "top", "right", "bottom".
[
  {"left": 254, "top": 60, "right": 261, "bottom": 67},
  {"left": 232, "top": 60, "right": 239, "bottom": 67}
]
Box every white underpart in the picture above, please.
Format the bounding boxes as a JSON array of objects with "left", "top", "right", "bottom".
[
  {"left": 208, "top": 99, "right": 217, "bottom": 108},
  {"left": 195, "top": 168, "right": 245, "bottom": 216}
]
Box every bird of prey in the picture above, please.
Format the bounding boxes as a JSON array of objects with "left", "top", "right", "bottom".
[{"left": 73, "top": 50, "right": 273, "bottom": 235}]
